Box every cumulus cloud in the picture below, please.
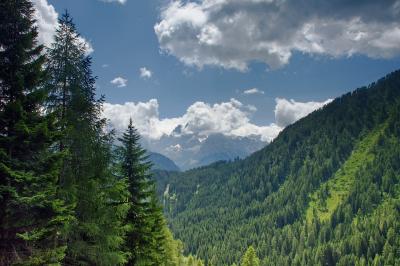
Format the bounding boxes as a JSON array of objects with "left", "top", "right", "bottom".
[
  {"left": 32, "top": 0, "right": 93, "bottom": 54},
  {"left": 274, "top": 98, "right": 332, "bottom": 127},
  {"left": 140, "top": 67, "right": 152, "bottom": 79},
  {"left": 103, "top": 97, "right": 330, "bottom": 142},
  {"left": 111, "top": 77, "right": 128, "bottom": 88},
  {"left": 155, "top": 0, "right": 400, "bottom": 71},
  {"left": 32, "top": 0, "right": 58, "bottom": 46},
  {"left": 100, "top": 0, "right": 127, "bottom": 4},
  {"left": 243, "top": 88, "right": 264, "bottom": 95},
  {"left": 79, "top": 37, "right": 94, "bottom": 55},
  {"left": 103, "top": 98, "right": 280, "bottom": 141}
]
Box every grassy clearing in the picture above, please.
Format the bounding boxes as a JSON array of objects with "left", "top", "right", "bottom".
[{"left": 306, "top": 125, "right": 385, "bottom": 223}]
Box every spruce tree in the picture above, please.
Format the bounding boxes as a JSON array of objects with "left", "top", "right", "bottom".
[
  {"left": 45, "top": 11, "right": 129, "bottom": 265},
  {"left": 0, "top": 0, "right": 71, "bottom": 264},
  {"left": 240, "top": 246, "right": 260, "bottom": 266},
  {"left": 118, "top": 119, "right": 157, "bottom": 265}
]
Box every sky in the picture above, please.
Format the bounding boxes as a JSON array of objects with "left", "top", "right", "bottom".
[{"left": 32, "top": 0, "right": 400, "bottom": 142}]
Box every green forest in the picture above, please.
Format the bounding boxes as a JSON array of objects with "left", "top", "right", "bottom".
[
  {"left": 1, "top": 1, "right": 400, "bottom": 266},
  {"left": 155, "top": 71, "right": 400, "bottom": 265}
]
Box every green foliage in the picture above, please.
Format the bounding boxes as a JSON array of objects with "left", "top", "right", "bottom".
[
  {"left": 1, "top": 3, "right": 201, "bottom": 266},
  {"left": 118, "top": 119, "right": 154, "bottom": 265},
  {"left": 118, "top": 120, "right": 205, "bottom": 266},
  {"left": 240, "top": 246, "right": 260, "bottom": 266},
  {"left": 0, "top": 0, "right": 72, "bottom": 264},
  {"left": 306, "top": 123, "right": 385, "bottom": 223},
  {"left": 45, "top": 11, "right": 130, "bottom": 265},
  {"left": 154, "top": 70, "right": 400, "bottom": 265},
  {"left": 2, "top": 2, "right": 400, "bottom": 266}
]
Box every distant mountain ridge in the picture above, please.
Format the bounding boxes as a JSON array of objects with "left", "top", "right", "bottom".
[
  {"left": 153, "top": 70, "right": 400, "bottom": 265},
  {"left": 144, "top": 132, "right": 266, "bottom": 170},
  {"left": 148, "top": 152, "right": 180, "bottom": 172}
]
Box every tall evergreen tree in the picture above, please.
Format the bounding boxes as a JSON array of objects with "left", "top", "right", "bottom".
[
  {"left": 45, "top": 11, "right": 129, "bottom": 265},
  {"left": 118, "top": 119, "right": 154, "bottom": 265},
  {"left": 0, "top": 0, "right": 71, "bottom": 264},
  {"left": 117, "top": 120, "right": 201, "bottom": 266}
]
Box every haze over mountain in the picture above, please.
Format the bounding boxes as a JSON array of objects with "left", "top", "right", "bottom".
[{"left": 145, "top": 131, "right": 266, "bottom": 170}]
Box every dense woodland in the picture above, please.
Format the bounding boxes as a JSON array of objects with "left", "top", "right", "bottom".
[
  {"left": 0, "top": 1, "right": 204, "bottom": 265},
  {"left": 155, "top": 70, "right": 400, "bottom": 265}
]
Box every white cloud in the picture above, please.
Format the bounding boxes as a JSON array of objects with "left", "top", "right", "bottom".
[
  {"left": 103, "top": 98, "right": 280, "bottom": 141},
  {"left": 100, "top": 0, "right": 127, "bottom": 4},
  {"left": 140, "top": 67, "right": 152, "bottom": 79},
  {"left": 155, "top": 0, "right": 400, "bottom": 71},
  {"left": 103, "top": 97, "right": 332, "bottom": 142},
  {"left": 32, "top": 0, "right": 94, "bottom": 54},
  {"left": 103, "top": 96, "right": 329, "bottom": 143},
  {"left": 111, "top": 77, "right": 128, "bottom": 88},
  {"left": 274, "top": 98, "right": 332, "bottom": 127},
  {"left": 32, "top": 0, "right": 58, "bottom": 46},
  {"left": 243, "top": 88, "right": 264, "bottom": 95},
  {"left": 103, "top": 99, "right": 180, "bottom": 140},
  {"left": 79, "top": 36, "right": 94, "bottom": 55}
]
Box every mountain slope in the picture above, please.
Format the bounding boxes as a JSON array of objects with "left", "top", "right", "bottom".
[
  {"left": 306, "top": 124, "right": 385, "bottom": 223},
  {"left": 155, "top": 70, "right": 400, "bottom": 265},
  {"left": 148, "top": 152, "right": 180, "bottom": 172}
]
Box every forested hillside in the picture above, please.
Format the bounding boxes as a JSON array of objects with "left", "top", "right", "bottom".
[{"left": 156, "top": 70, "right": 400, "bottom": 265}]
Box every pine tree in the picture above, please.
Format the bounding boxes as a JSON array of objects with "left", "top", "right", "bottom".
[
  {"left": 0, "top": 0, "right": 71, "bottom": 264},
  {"left": 118, "top": 119, "right": 154, "bottom": 265},
  {"left": 240, "top": 246, "right": 260, "bottom": 266},
  {"left": 45, "top": 11, "right": 129, "bottom": 265}
]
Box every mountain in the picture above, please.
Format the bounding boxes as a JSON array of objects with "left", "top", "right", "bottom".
[
  {"left": 154, "top": 70, "right": 400, "bottom": 265},
  {"left": 145, "top": 133, "right": 266, "bottom": 170},
  {"left": 148, "top": 152, "right": 180, "bottom": 172}
]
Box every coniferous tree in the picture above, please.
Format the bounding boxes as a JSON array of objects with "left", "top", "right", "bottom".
[
  {"left": 45, "top": 11, "right": 129, "bottom": 265},
  {"left": 0, "top": 0, "right": 71, "bottom": 264},
  {"left": 240, "top": 246, "right": 260, "bottom": 266},
  {"left": 118, "top": 119, "right": 154, "bottom": 265}
]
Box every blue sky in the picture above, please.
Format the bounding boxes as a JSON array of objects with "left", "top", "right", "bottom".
[{"left": 34, "top": 0, "right": 400, "bottom": 141}]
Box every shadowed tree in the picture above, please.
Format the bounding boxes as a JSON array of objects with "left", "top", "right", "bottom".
[{"left": 0, "top": 0, "right": 71, "bottom": 264}]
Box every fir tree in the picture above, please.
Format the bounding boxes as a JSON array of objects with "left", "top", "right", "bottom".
[
  {"left": 240, "top": 246, "right": 260, "bottom": 266},
  {"left": 45, "top": 11, "right": 129, "bottom": 265},
  {"left": 0, "top": 0, "right": 71, "bottom": 264},
  {"left": 118, "top": 119, "right": 154, "bottom": 265}
]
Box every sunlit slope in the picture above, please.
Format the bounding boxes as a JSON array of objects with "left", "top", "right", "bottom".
[{"left": 306, "top": 124, "right": 386, "bottom": 223}]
